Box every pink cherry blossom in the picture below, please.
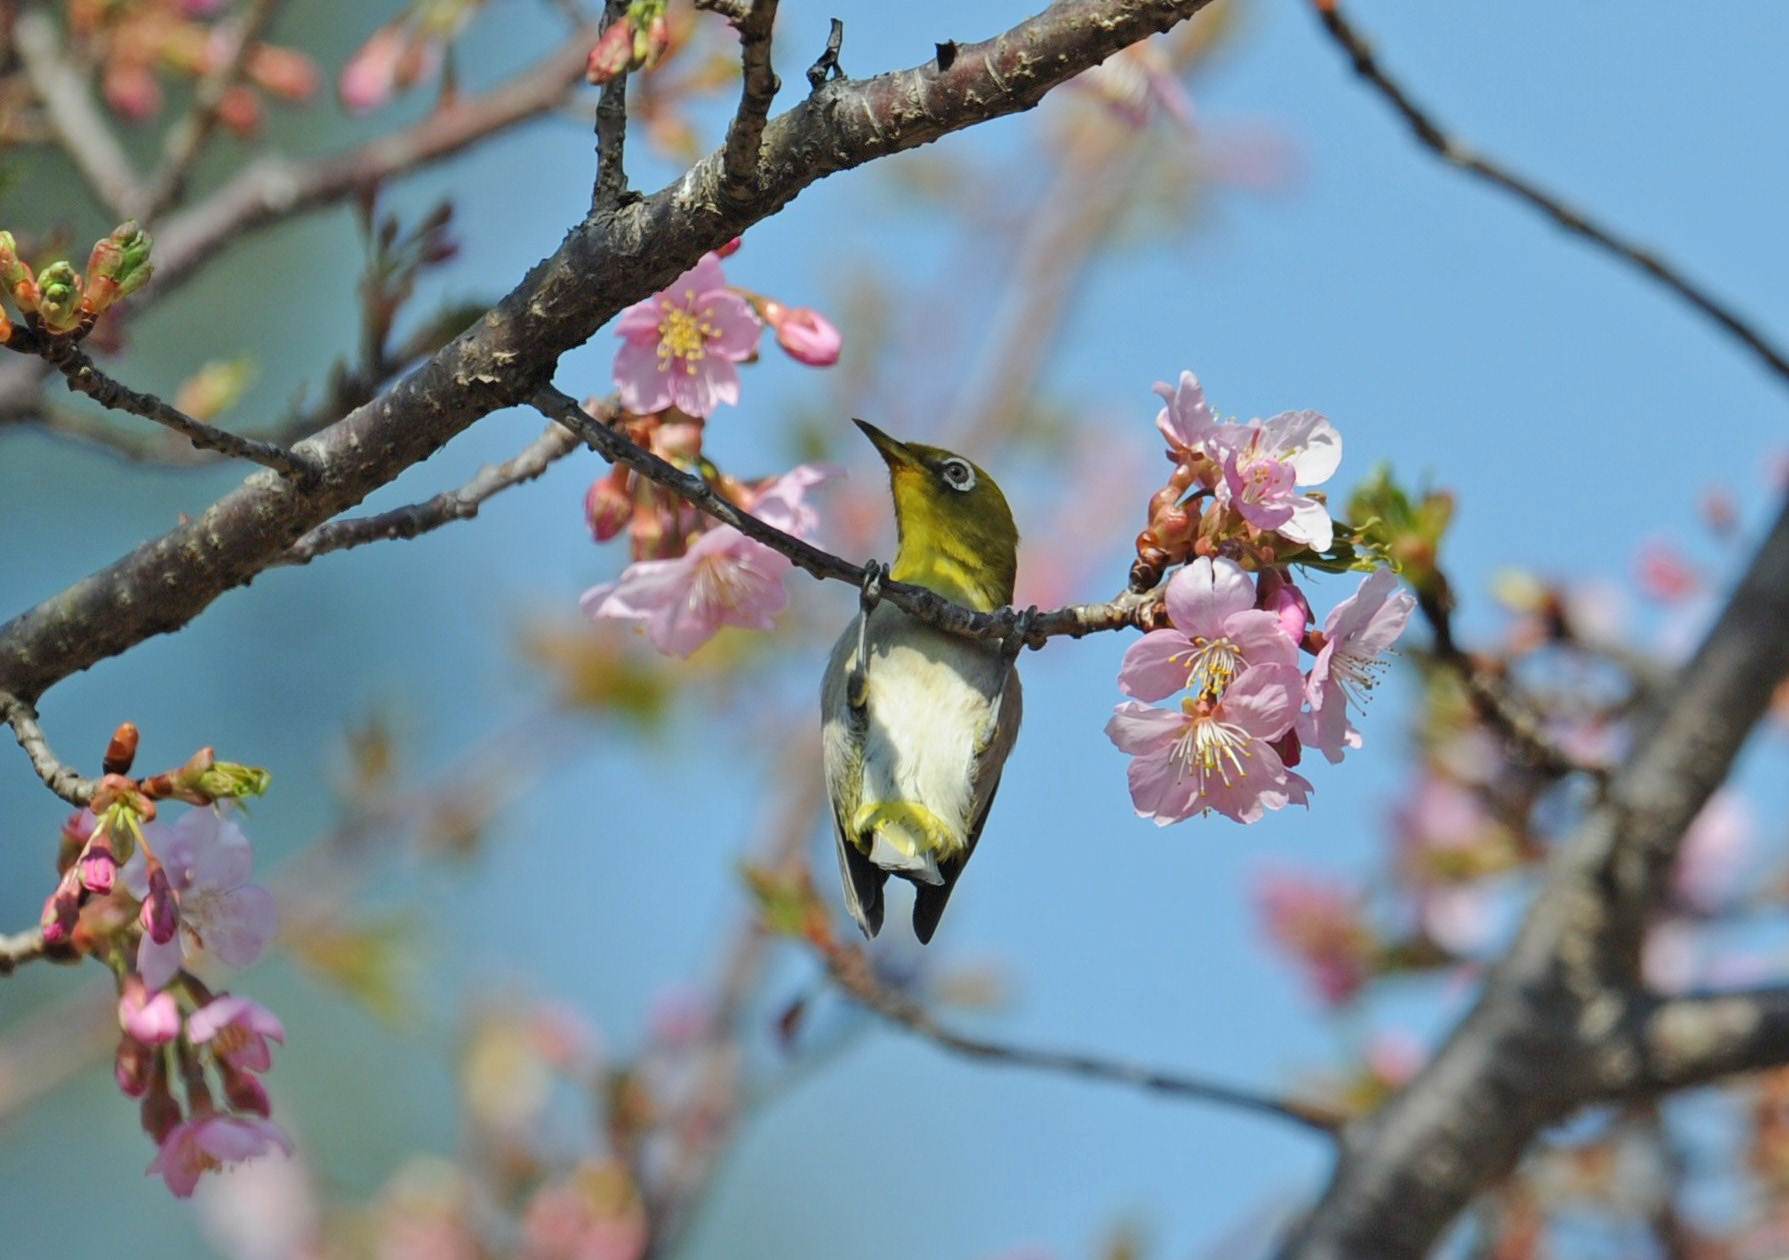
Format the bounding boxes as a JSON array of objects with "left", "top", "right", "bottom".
[
  {"left": 119, "top": 976, "right": 181, "bottom": 1046},
  {"left": 1299, "top": 569, "right": 1415, "bottom": 764},
  {"left": 1106, "top": 664, "right": 1311, "bottom": 824},
  {"left": 1154, "top": 370, "right": 1219, "bottom": 456},
  {"left": 1214, "top": 409, "right": 1342, "bottom": 550},
  {"left": 1117, "top": 557, "right": 1299, "bottom": 702},
  {"left": 582, "top": 464, "right": 836, "bottom": 657},
  {"left": 1253, "top": 869, "right": 1374, "bottom": 1007},
  {"left": 187, "top": 995, "right": 286, "bottom": 1074},
  {"left": 148, "top": 1113, "right": 292, "bottom": 1199},
  {"left": 1073, "top": 38, "right": 1196, "bottom": 132},
  {"left": 613, "top": 254, "right": 761, "bottom": 417},
  {"left": 1673, "top": 789, "right": 1752, "bottom": 913},
  {"left": 122, "top": 809, "right": 278, "bottom": 990}
]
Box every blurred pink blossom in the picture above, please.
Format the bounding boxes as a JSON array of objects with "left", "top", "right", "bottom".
[
  {"left": 149, "top": 1114, "right": 292, "bottom": 1199},
  {"left": 582, "top": 464, "right": 837, "bottom": 656},
  {"left": 1673, "top": 789, "right": 1753, "bottom": 913},
  {"left": 188, "top": 995, "right": 286, "bottom": 1073},
  {"left": 119, "top": 976, "right": 181, "bottom": 1046},
  {"left": 761, "top": 300, "right": 842, "bottom": 367},
  {"left": 1636, "top": 537, "right": 1700, "bottom": 603},
  {"left": 613, "top": 253, "right": 761, "bottom": 417},
  {"left": 122, "top": 809, "right": 278, "bottom": 989},
  {"left": 1254, "top": 869, "right": 1374, "bottom": 1007}
]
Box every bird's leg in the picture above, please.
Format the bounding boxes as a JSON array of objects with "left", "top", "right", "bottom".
[
  {"left": 849, "top": 561, "right": 886, "bottom": 710},
  {"left": 977, "top": 605, "right": 1038, "bottom": 753}
]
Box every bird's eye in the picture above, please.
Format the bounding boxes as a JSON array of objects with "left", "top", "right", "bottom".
[{"left": 939, "top": 458, "right": 976, "bottom": 493}]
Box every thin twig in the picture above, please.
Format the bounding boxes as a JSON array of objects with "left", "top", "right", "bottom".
[
  {"left": 0, "top": 927, "right": 54, "bottom": 977},
  {"left": 532, "top": 385, "right": 1158, "bottom": 646},
  {"left": 821, "top": 938, "right": 1345, "bottom": 1135},
  {"left": 50, "top": 348, "right": 320, "bottom": 483},
  {"left": 134, "top": 0, "right": 287, "bottom": 221},
  {"left": 0, "top": 690, "right": 95, "bottom": 806},
  {"left": 1311, "top": 1, "right": 1789, "bottom": 389},
  {"left": 13, "top": 10, "right": 139, "bottom": 218},
  {"left": 717, "top": 0, "right": 780, "bottom": 196},
  {"left": 591, "top": 0, "right": 632, "bottom": 210},
  {"left": 1415, "top": 586, "right": 1604, "bottom": 783},
  {"left": 280, "top": 423, "right": 581, "bottom": 565}
]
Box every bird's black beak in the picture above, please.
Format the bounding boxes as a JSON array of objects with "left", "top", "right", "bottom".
[{"left": 853, "top": 418, "right": 921, "bottom": 470}]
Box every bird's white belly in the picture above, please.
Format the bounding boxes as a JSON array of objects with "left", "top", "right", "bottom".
[{"left": 860, "top": 637, "right": 991, "bottom": 841}]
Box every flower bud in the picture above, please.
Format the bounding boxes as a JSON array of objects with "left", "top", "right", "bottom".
[
  {"left": 39, "top": 868, "right": 83, "bottom": 945},
  {"left": 586, "top": 20, "right": 635, "bottom": 84},
  {"left": 218, "top": 1060, "right": 271, "bottom": 1117},
  {"left": 103, "top": 722, "right": 140, "bottom": 776},
  {"left": 585, "top": 468, "right": 633, "bottom": 542},
  {"left": 35, "top": 261, "right": 82, "bottom": 333},
  {"left": 248, "top": 45, "right": 320, "bottom": 103},
  {"left": 762, "top": 301, "right": 841, "bottom": 367},
  {"left": 140, "top": 862, "right": 180, "bottom": 945},
  {"left": 119, "top": 975, "right": 181, "bottom": 1045},
  {"left": 116, "top": 1034, "right": 158, "bottom": 1098},
  {"left": 1256, "top": 569, "right": 1313, "bottom": 646},
  {"left": 634, "top": 12, "right": 670, "bottom": 70},
  {"left": 79, "top": 827, "right": 120, "bottom": 894},
  {"left": 140, "top": 1059, "right": 182, "bottom": 1144}
]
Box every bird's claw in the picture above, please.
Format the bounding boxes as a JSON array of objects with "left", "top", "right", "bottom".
[
  {"left": 859, "top": 560, "right": 886, "bottom": 614},
  {"left": 1000, "top": 605, "right": 1040, "bottom": 661}
]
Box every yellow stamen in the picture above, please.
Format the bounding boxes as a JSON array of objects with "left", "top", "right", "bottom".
[{"left": 656, "top": 294, "right": 721, "bottom": 377}]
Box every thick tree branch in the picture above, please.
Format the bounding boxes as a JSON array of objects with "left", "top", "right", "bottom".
[
  {"left": 279, "top": 422, "right": 581, "bottom": 565},
  {"left": 49, "top": 348, "right": 320, "bottom": 482},
  {"left": 0, "top": 690, "right": 95, "bottom": 806},
  {"left": 822, "top": 938, "right": 1344, "bottom": 1135},
  {"left": 14, "top": 10, "right": 139, "bottom": 218},
  {"left": 535, "top": 386, "right": 1158, "bottom": 645},
  {"left": 1595, "top": 985, "right": 1789, "bottom": 1100},
  {"left": 0, "top": 0, "right": 1213, "bottom": 706},
  {"left": 1281, "top": 493, "right": 1789, "bottom": 1260},
  {"left": 1311, "top": 1, "right": 1789, "bottom": 390},
  {"left": 718, "top": 0, "right": 781, "bottom": 197}
]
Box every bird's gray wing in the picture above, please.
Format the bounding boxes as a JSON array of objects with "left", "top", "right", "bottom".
[
  {"left": 821, "top": 616, "right": 886, "bottom": 938},
  {"left": 911, "top": 664, "right": 1021, "bottom": 944}
]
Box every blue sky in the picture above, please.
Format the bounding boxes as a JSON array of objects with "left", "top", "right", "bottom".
[{"left": 2, "top": 2, "right": 1787, "bottom": 1256}]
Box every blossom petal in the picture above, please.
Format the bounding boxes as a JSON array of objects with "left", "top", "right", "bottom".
[
  {"left": 203, "top": 884, "right": 278, "bottom": 967},
  {"left": 1216, "top": 664, "right": 1303, "bottom": 740},
  {"left": 137, "top": 931, "right": 184, "bottom": 990},
  {"left": 699, "top": 290, "right": 762, "bottom": 361},
  {"left": 1116, "top": 630, "right": 1199, "bottom": 701},
  {"left": 613, "top": 339, "right": 672, "bottom": 414},
  {"left": 1104, "top": 700, "right": 1188, "bottom": 755},
  {"left": 1263, "top": 410, "right": 1341, "bottom": 485},
  {"left": 187, "top": 812, "right": 254, "bottom": 892},
  {"left": 1164, "top": 556, "right": 1255, "bottom": 635}
]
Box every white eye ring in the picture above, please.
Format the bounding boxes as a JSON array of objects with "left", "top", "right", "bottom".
[{"left": 939, "top": 458, "right": 976, "bottom": 492}]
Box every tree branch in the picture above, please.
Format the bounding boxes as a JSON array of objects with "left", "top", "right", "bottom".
[
  {"left": 1281, "top": 491, "right": 1789, "bottom": 1260},
  {"left": 49, "top": 348, "right": 320, "bottom": 483},
  {"left": 718, "top": 0, "right": 781, "bottom": 198},
  {"left": 0, "top": 0, "right": 1214, "bottom": 705},
  {"left": 1595, "top": 985, "right": 1789, "bottom": 1100},
  {"left": 1310, "top": 1, "right": 1789, "bottom": 390},
  {"left": 821, "top": 937, "right": 1344, "bottom": 1135},
  {"left": 535, "top": 386, "right": 1158, "bottom": 646},
  {"left": 0, "top": 690, "right": 95, "bottom": 806},
  {"left": 279, "top": 422, "right": 581, "bottom": 565},
  {"left": 0, "top": 927, "right": 54, "bottom": 977},
  {"left": 13, "top": 9, "right": 139, "bottom": 218},
  {"left": 590, "top": 2, "right": 632, "bottom": 211}
]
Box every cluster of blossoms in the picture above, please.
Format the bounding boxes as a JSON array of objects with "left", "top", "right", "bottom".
[
  {"left": 0, "top": 221, "right": 153, "bottom": 343},
  {"left": 36, "top": 724, "right": 286, "bottom": 1197},
  {"left": 338, "top": 0, "right": 486, "bottom": 113},
  {"left": 68, "top": 0, "right": 318, "bottom": 128},
  {"left": 582, "top": 242, "right": 844, "bottom": 657},
  {"left": 1106, "top": 372, "right": 1415, "bottom": 825}
]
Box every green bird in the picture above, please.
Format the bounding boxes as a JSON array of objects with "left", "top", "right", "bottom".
[{"left": 821, "top": 420, "right": 1024, "bottom": 943}]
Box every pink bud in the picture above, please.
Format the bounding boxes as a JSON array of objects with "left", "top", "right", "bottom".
[
  {"left": 585, "top": 468, "right": 633, "bottom": 542},
  {"left": 714, "top": 237, "right": 743, "bottom": 259},
  {"left": 103, "top": 62, "right": 162, "bottom": 121},
  {"left": 119, "top": 975, "right": 181, "bottom": 1045},
  {"left": 39, "top": 868, "right": 83, "bottom": 945},
  {"left": 585, "top": 20, "right": 635, "bottom": 85},
  {"left": 768, "top": 305, "right": 842, "bottom": 367},
  {"left": 339, "top": 25, "right": 404, "bottom": 112},
  {"left": 1257, "top": 569, "right": 1313, "bottom": 645},
  {"left": 140, "top": 863, "right": 179, "bottom": 945}
]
